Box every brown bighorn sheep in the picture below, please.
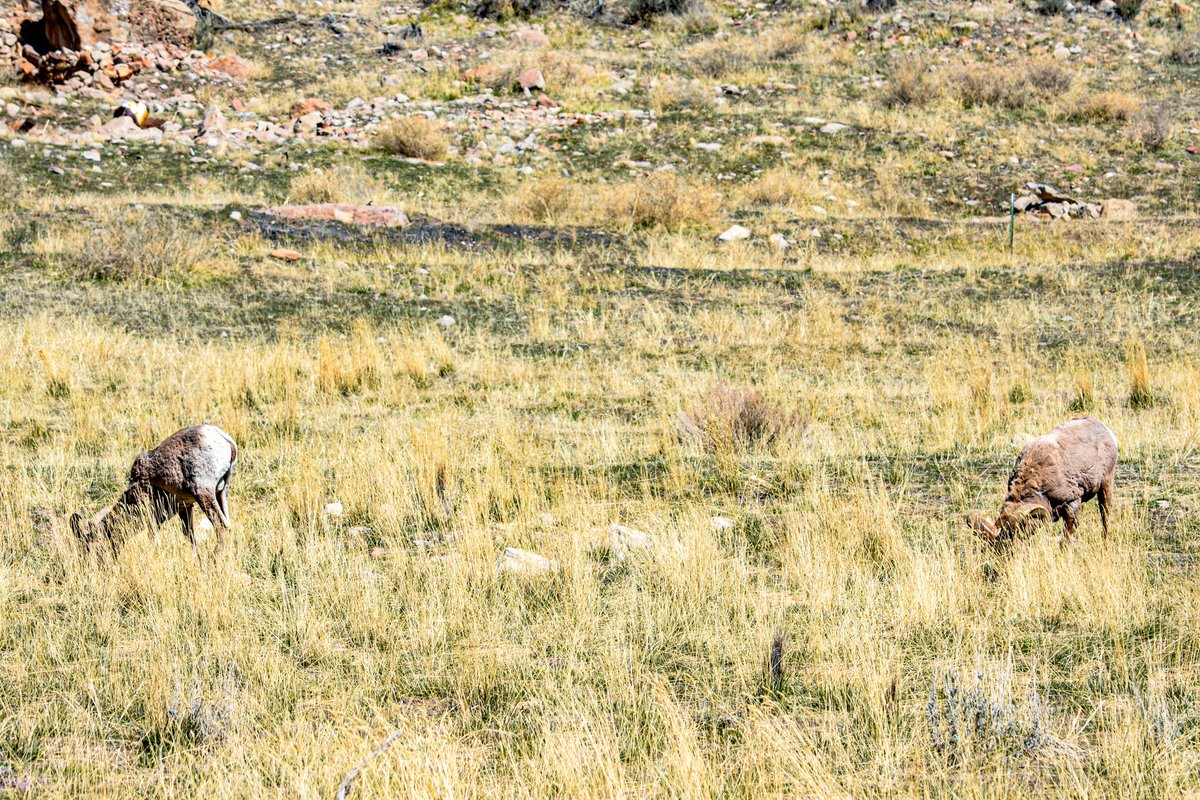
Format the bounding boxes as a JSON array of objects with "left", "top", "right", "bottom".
[
  {"left": 70, "top": 424, "right": 238, "bottom": 557},
  {"left": 969, "top": 417, "right": 1116, "bottom": 547}
]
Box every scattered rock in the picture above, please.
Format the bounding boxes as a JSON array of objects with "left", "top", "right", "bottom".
[
  {"left": 496, "top": 546, "right": 558, "bottom": 576},
  {"left": 325, "top": 502, "right": 344, "bottom": 517},
  {"left": 516, "top": 67, "right": 545, "bottom": 91},
  {"left": 511, "top": 27, "right": 550, "bottom": 48},
  {"left": 208, "top": 54, "right": 253, "bottom": 79},
  {"left": 290, "top": 98, "right": 332, "bottom": 118},
  {"left": 293, "top": 110, "right": 324, "bottom": 133},
  {"left": 717, "top": 224, "right": 751, "bottom": 242},
  {"left": 199, "top": 105, "right": 227, "bottom": 138},
  {"left": 819, "top": 122, "right": 853, "bottom": 134},
  {"left": 768, "top": 233, "right": 790, "bottom": 251},
  {"left": 436, "top": 315, "right": 456, "bottom": 328},
  {"left": 1101, "top": 198, "right": 1136, "bottom": 220},
  {"left": 263, "top": 204, "right": 410, "bottom": 227},
  {"left": 609, "top": 524, "right": 653, "bottom": 563},
  {"left": 269, "top": 248, "right": 303, "bottom": 262}
]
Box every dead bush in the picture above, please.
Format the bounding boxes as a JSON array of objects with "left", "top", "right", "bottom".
[
  {"left": 602, "top": 172, "right": 722, "bottom": 231},
  {"left": 511, "top": 172, "right": 579, "bottom": 222},
  {"left": 1127, "top": 103, "right": 1174, "bottom": 150},
  {"left": 1064, "top": 90, "right": 1140, "bottom": 123},
  {"left": 1168, "top": 35, "right": 1200, "bottom": 65},
  {"left": 687, "top": 38, "right": 752, "bottom": 78},
  {"left": 626, "top": 0, "right": 703, "bottom": 24},
  {"left": 485, "top": 52, "right": 599, "bottom": 94},
  {"left": 680, "top": 385, "right": 808, "bottom": 451},
  {"left": 52, "top": 211, "right": 225, "bottom": 284},
  {"left": 947, "top": 60, "right": 1075, "bottom": 110},
  {"left": 739, "top": 166, "right": 823, "bottom": 209},
  {"left": 468, "top": 0, "right": 551, "bottom": 19},
  {"left": 650, "top": 77, "right": 714, "bottom": 112},
  {"left": 881, "top": 56, "right": 941, "bottom": 107},
  {"left": 1024, "top": 58, "right": 1074, "bottom": 95},
  {"left": 288, "top": 165, "right": 389, "bottom": 205},
  {"left": 377, "top": 116, "right": 449, "bottom": 161}
]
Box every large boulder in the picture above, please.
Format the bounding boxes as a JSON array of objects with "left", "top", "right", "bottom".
[{"left": 17, "top": 0, "right": 200, "bottom": 56}]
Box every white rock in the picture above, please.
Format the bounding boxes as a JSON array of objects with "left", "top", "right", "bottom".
[
  {"left": 693, "top": 141, "right": 721, "bottom": 151},
  {"left": 710, "top": 516, "right": 735, "bottom": 531},
  {"left": 82, "top": 149, "right": 101, "bottom": 161},
  {"left": 768, "top": 233, "right": 790, "bottom": 251},
  {"left": 496, "top": 547, "right": 558, "bottom": 575},
  {"left": 609, "top": 524, "right": 653, "bottom": 563},
  {"left": 1053, "top": 45, "right": 1071, "bottom": 61},
  {"left": 436, "top": 315, "right": 456, "bottom": 328},
  {"left": 325, "top": 502, "right": 344, "bottom": 517},
  {"left": 717, "top": 225, "right": 752, "bottom": 242},
  {"left": 819, "top": 122, "right": 853, "bottom": 134}
]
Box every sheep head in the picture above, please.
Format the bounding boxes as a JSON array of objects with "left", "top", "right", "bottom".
[{"left": 994, "top": 500, "right": 1052, "bottom": 537}]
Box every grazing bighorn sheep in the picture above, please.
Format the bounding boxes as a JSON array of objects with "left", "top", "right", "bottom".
[
  {"left": 969, "top": 417, "right": 1117, "bottom": 547},
  {"left": 70, "top": 424, "right": 238, "bottom": 557}
]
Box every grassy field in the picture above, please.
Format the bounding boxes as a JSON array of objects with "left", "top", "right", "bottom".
[{"left": 1, "top": 0, "right": 1200, "bottom": 796}]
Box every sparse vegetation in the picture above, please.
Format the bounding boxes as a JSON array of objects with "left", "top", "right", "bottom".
[
  {"left": 603, "top": 171, "right": 722, "bottom": 230},
  {"left": 377, "top": 116, "right": 449, "bottom": 161},
  {"left": 2, "top": 0, "right": 1199, "bottom": 795}
]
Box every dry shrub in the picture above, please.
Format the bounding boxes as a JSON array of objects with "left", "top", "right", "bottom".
[
  {"left": 511, "top": 172, "right": 580, "bottom": 222},
  {"left": 881, "top": 56, "right": 940, "bottom": 107},
  {"left": 687, "top": 38, "right": 752, "bottom": 79},
  {"left": 377, "top": 116, "right": 449, "bottom": 161},
  {"left": 603, "top": 172, "right": 722, "bottom": 231},
  {"left": 739, "top": 166, "right": 822, "bottom": 209},
  {"left": 1064, "top": 90, "right": 1140, "bottom": 123},
  {"left": 651, "top": 7, "right": 721, "bottom": 34},
  {"left": 763, "top": 25, "right": 810, "bottom": 59},
  {"left": 680, "top": 385, "right": 808, "bottom": 451},
  {"left": 469, "top": 0, "right": 550, "bottom": 19},
  {"left": 1168, "top": 35, "right": 1200, "bottom": 65},
  {"left": 486, "top": 52, "right": 600, "bottom": 94},
  {"left": 1023, "top": 58, "right": 1074, "bottom": 95},
  {"left": 1127, "top": 103, "right": 1174, "bottom": 150},
  {"left": 51, "top": 211, "right": 224, "bottom": 284},
  {"left": 288, "top": 165, "right": 389, "bottom": 205},
  {"left": 626, "top": 0, "right": 702, "bottom": 24},
  {"left": 947, "top": 60, "right": 1073, "bottom": 110},
  {"left": 650, "top": 77, "right": 714, "bottom": 112}
]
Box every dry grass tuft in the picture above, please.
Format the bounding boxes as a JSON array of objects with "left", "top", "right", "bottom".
[
  {"left": 602, "top": 172, "right": 722, "bottom": 231},
  {"left": 881, "top": 56, "right": 939, "bottom": 107},
  {"left": 1125, "top": 335, "right": 1154, "bottom": 409},
  {"left": 510, "top": 172, "right": 580, "bottom": 222},
  {"left": 1127, "top": 103, "right": 1174, "bottom": 150},
  {"left": 43, "top": 210, "right": 227, "bottom": 284},
  {"left": 288, "top": 165, "right": 390, "bottom": 206},
  {"left": 1063, "top": 90, "right": 1141, "bottom": 123},
  {"left": 680, "top": 385, "right": 808, "bottom": 451},
  {"left": 377, "top": 116, "right": 450, "bottom": 161}
]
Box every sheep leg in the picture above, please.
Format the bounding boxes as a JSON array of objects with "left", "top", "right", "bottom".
[
  {"left": 1098, "top": 475, "right": 1114, "bottom": 545},
  {"left": 178, "top": 504, "right": 199, "bottom": 561},
  {"left": 194, "top": 490, "right": 228, "bottom": 552},
  {"left": 216, "top": 484, "right": 231, "bottom": 528}
]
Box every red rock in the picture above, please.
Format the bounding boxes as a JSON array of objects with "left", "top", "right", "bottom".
[
  {"left": 289, "top": 97, "right": 332, "bottom": 117},
  {"left": 462, "top": 64, "right": 500, "bottom": 83},
  {"left": 208, "top": 54, "right": 253, "bottom": 78},
  {"left": 114, "top": 63, "right": 133, "bottom": 80},
  {"left": 516, "top": 67, "right": 545, "bottom": 90},
  {"left": 535, "top": 93, "right": 555, "bottom": 108},
  {"left": 18, "top": 59, "right": 36, "bottom": 77},
  {"left": 263, "top": 204, "right": 410, "bottom": 228},
  {"left": 510, "top": 27, "right": 550, "bottom": 48},
  {"left": 269, "top": 248, "right": 303, "bottom": 262}
]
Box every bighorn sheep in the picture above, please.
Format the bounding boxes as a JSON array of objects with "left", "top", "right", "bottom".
[
  {"left": 969, "top": 417, "right": 1116, "bottom": 547},
  {"left": 70, "top": 424, "right": 238, "bottom": 557}
]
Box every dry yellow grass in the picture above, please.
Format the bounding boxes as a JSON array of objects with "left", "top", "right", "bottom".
[{"left": 377, "top": 116, "right": 450, "bottom": 161}]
